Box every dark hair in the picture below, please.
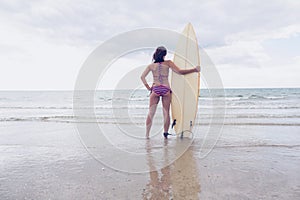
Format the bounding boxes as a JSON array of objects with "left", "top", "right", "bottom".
[{"left": 153, "top": 46, "right": 167, "bottom": 63}]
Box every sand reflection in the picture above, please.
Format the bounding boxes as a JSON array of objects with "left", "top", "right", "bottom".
[{"left": 143, "top": 139, "right": 201, "bottom": 200}]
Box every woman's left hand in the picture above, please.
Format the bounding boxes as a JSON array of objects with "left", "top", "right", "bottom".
[{"left": 195, "top": 66, "right": 201, "bottom": 72}]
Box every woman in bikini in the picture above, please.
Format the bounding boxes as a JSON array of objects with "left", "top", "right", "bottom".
[{"left": 141, "top": 46, "right": 200, "bottom": 139}]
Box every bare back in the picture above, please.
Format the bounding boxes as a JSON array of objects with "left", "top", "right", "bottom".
[
  {"left": 148, "top": 62, "right": 170, "bottom": 87},
  {"left": 141, "top": 59, "right": 193, "bottom": 90}
]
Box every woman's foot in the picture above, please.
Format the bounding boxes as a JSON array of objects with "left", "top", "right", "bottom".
[{"left": 163, "top": 132, "right": 169, "bottom": 139}]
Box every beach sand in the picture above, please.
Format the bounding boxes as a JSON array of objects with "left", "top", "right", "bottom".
[{"left": 1, "top": 121, "right": 300, "bottom": 199}]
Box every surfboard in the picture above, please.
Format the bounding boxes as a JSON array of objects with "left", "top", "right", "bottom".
[{"left": 171, "top": 23, "right": 200, "bottom": 137}]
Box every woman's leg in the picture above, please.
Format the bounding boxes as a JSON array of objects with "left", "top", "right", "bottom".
[
  {"left": 146, "top": 92, "right": 160, "bottom": 138},
  {"left": 162, "top": 91, "right": 171, "bottom": 133}
]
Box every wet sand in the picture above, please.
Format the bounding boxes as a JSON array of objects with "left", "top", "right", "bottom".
[{"left": 1, "top": 122, "right": 300, "bottom": 199}]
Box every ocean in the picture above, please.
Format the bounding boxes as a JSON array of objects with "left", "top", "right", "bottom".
[{"left": 1, "top": 88, "right": 299, "bottom": 126}]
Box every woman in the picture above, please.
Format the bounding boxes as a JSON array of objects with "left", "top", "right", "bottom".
[{"left": 141, "top": 46, "right": 200, "bottom": 139}]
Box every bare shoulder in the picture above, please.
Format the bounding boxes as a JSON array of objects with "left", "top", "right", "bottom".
[
  {"left": 163, "top": 60, "right": 173, "bottom": 66},
  {"left": 147, "top": 63, "right": 155, "bottom": 70},
  {"left": 164, "top": 60, "right": 175, "bottom": 67}
]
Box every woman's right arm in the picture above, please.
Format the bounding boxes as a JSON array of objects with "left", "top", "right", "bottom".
[
  {"left": 140, "top": 65, "right": 152, "bottom": 91},
  {"left": 167, "top": 60, "right": 200, "bottom": 75}
]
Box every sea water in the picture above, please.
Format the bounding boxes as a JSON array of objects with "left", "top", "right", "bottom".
[{"left": 0, "top": 88, "right": 299, "bottom": 126}]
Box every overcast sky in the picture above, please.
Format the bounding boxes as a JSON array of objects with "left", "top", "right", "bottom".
[{"left": 0, "top": 0, "right": 299, "bottom": 90}]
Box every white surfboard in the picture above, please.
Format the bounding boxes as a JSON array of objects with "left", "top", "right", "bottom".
[{"left": 171, "top": 23, "right": 200, "bottom": 137}]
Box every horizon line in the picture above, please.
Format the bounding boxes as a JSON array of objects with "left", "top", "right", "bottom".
[{"left": 0, "top": 87, "right": 299, "bottom": 91}]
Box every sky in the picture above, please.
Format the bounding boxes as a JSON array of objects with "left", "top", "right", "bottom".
[{"left": 0, "top": 0, "right": 299, "bottom": 90}]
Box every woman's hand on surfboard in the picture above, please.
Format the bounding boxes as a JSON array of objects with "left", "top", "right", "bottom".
[{"left": 195, "top": 66, "right": 200, "bottom": 72}]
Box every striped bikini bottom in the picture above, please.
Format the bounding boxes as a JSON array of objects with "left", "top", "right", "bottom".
[{"left": 152, "top": 85, "right": 172, "bottom": 96}]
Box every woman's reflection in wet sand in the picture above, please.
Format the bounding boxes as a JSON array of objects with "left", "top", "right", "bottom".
[
  {"left": 143, "top": 139, "right": 201, "bottom": 200},
  {"left": 142, "top": 140, "right": 171, "bottom": 199}
]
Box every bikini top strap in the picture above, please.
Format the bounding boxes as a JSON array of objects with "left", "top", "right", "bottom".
[{"left": 158, "top": 62, "right": 163, "bottom": 83}]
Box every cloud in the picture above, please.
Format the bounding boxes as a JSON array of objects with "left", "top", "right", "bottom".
[
  {"left": 206, "top": 24, "right": 300, "bottom": 67},
  {"left": 2, "top": 0, "right": 299, "bottom": 47},
  {"left": 0, "top": 0, "right": 299, "bottom": 89}
]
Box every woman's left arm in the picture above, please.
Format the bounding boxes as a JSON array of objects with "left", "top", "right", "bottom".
[
  {"left": 167, "top": 60, "right": 200, "bottom": 75},
  {"left": 140, "top": 66, "right": 152, "bottom": 90}
]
